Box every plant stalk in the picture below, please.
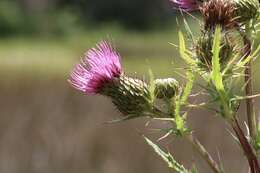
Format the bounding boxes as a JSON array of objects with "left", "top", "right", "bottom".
[
  {"left": 245, "top": 57, "right": 257, "bottom": 140},
  {"left": 231, "top": 117, "right": 260, "bottom": 173},
  {"left": 186, "top": 133, "right": 221, "bottom": 173},
  {"left": 154, "top": 109, "right": 221, "bottom": 172},
  {"left": 243, "top": 29, "right": 257, "bottom": 140}
]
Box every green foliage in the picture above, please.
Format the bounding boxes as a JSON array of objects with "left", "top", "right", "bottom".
[
  {"left": 60, "top": 0, "right": 173, "bottom": 30},
  {"left": 173, "top": 71, "right": 194, "bottom": 135},
  {"left": 254, "top": 125, "right": 260, "bottom": 151},
  {"left": 183, "top": 17, "right": 195, "bottom": 43},
  {"left": 178, "top": 31, "right": 196, "bottom": 66},
  {"left": 237, "top": 45, "right": 260, "bottom": 68},
  {"left": 211, "top": 26, "right": 224, "bottom": 92},
  {"left": 0, "top": 1, "right": 25, "bottom": 35},
  {"left": 210, "top": 26, "right": 234, "bottom": 119},
  {"left": 180, "top": 71, "right": 195, "bottom": 105},
  {"left": 235, "top": 0, "right": 260, "bottom": 24},
  {"left": 144, "top": 137, "right": 191, "bottom": 173}
]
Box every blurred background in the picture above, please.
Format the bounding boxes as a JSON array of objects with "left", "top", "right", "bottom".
[{"left": 0, "top": 0, "right": 259, "bottom": 173}]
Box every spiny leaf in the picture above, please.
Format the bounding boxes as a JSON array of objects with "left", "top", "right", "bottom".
[
  {"left": 178, "top": 31, "right": 196, "bottom": 65},
  {"left": 222, "top": 53, "right": 240, "bottom": 75},
  {"left": 237, "top": 44, "right": 260, "bottom": 67},
  {"left": 173, "top": 71, "right": 194, "bottom": 134},
  {"left": 173, "top": 95, "right": 186, "bottom": 135},
  {"left": 211, "top": 26, "right": 232, "bottom": 118},
  {"left": 181, "top": 71, "right": 195, "bottom": 104},
  {"left": 183, "top": 17, "right": 195, "bottom": 43},
  {"left": 211, "top": 25, "right": 224, "bottom": 91},
  {"left": 144, "top": 137, "right": 190, "bottom": 173}
]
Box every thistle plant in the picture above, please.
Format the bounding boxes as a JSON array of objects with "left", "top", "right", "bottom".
[{"left": 69, "top": 0, "right": 260, "bottom": 172}]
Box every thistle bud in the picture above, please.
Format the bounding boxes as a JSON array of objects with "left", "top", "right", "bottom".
[
  {"left": 101, "top": 75, "right": 153, "bottom": 116},
  {"left": 154, "top": 78, "right": 180, "bottom": 99},
  {"left": 200, "top": 0, "right": 237, "bottom": 30},
  {"left": 234, "top": 0, "right": 259, "bottom": 24},
  {"left": 196, "top": 31, "right": 234, "bottom": 70}
]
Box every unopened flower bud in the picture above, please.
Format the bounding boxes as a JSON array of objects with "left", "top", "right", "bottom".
[
  {"left": 234, "top": 0, "right": 259, "bottom": 24},
  {"left": 154, "top": 78, "right": 180, "bottom": 99},
  {"left": 101, "top": 75, "right": 152, "bottom": 116},
  {"left": 196, "top": 31, "right": 234, "bottom": 70}
]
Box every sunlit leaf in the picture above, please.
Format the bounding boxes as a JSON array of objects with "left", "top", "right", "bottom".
[
  {"left": 181, "top": 71, "right": 194, "bottom": 104},
  {"left": 211, "top": 25, "right": 224, "bottom": 91},
  {"left": 144, "top": 137, "right": 190, "bottom": 173},
  {"left": 178, "top": 31, "right": 196, "bottom": 65}
]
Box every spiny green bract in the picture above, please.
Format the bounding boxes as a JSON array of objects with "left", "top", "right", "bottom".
[
  {"left": 235, "top": 0, "right": 260, "bottom": 24},
  {"left": 101, "top": 75, "right": 153, "bottom": 116},
  {"left": 196, "top": 30, "right": 234, "bottom": 71}
]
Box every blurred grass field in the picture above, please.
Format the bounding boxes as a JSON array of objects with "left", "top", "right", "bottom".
[{"left": 0, "top": 26, "right": 188, "bottom": 80}]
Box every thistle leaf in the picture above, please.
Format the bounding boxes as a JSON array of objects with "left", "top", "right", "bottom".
[
  {"left": 237, "top": 44, "right": 260, "bottom": 67},
  {"left": 178, "top": 31, "right": 196, "bottom": 65},
  {"left": 181, "top": 71, "right": 195, "bottom": 104},
  {"left": 211, "top": 26, "right": 232, "bottom": 118},
  {"left": 173, "top": 71, "right": 194, "bottom": 134},
  {"left": 144, "top": 137, "right": 190, "bottom": 173},
  {"left": 211, "top": 25, "right": 224, "bottom": 91},
  {"left": 183, "top": 17, "right": 195, "bottom": 43}
]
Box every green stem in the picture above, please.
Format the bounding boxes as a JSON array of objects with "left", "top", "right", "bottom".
[{"left": 186, "top": 133, "right": 222, "bottom": 173}]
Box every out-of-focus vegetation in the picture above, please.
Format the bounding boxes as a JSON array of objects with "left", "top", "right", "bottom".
[
  {"left": 0, "top": 0, "right": 175, "bottom": 37},
  {"left": 0, "top": 0, "right": 185, "bottom": 80},
  {"left": 0, "top": 26, "right": 185, "bottom": 80}
]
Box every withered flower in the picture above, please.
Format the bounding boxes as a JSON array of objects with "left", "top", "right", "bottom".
[{"left": 200, "top": 0, "right": 237, "bottom": 30}]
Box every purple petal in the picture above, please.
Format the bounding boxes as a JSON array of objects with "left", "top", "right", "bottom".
[
  {"left": 170, "top": 0, "right": 200, "bottom": 11},
  {"left": 69, "top": 41, "right": 122, "bottom": 94}
]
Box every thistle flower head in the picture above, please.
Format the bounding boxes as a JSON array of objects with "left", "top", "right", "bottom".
[
  {"left": 69, "top": 41, "right": 122, "bottom": 94},
  {"left": 69, "top": 41, "right": 155, "bottom": 117},
  {"left": 200, "top": 0, "right": 237, "bottom": 30},
  {"left": 170, "top": 0, "right": 201, "bottom": 11}
]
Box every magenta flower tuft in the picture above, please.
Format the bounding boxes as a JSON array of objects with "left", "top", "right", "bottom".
[
  {"left": 170, "top": 0, "right": 201, "bottom": 11},
  {"left": 69, "top": 41, "right": 122, "bottom": 94}
]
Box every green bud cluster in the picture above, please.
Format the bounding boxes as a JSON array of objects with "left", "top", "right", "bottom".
[{"left": 100, "top": 75, "right": 181, "bottom": 118}]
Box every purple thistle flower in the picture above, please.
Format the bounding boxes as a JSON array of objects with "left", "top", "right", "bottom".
[
  {"left": 170, "top": 0, "right": 201, "bottom": 11},
  {"left": 69, "top": 41, "right": 122, "bottom": 94}
]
